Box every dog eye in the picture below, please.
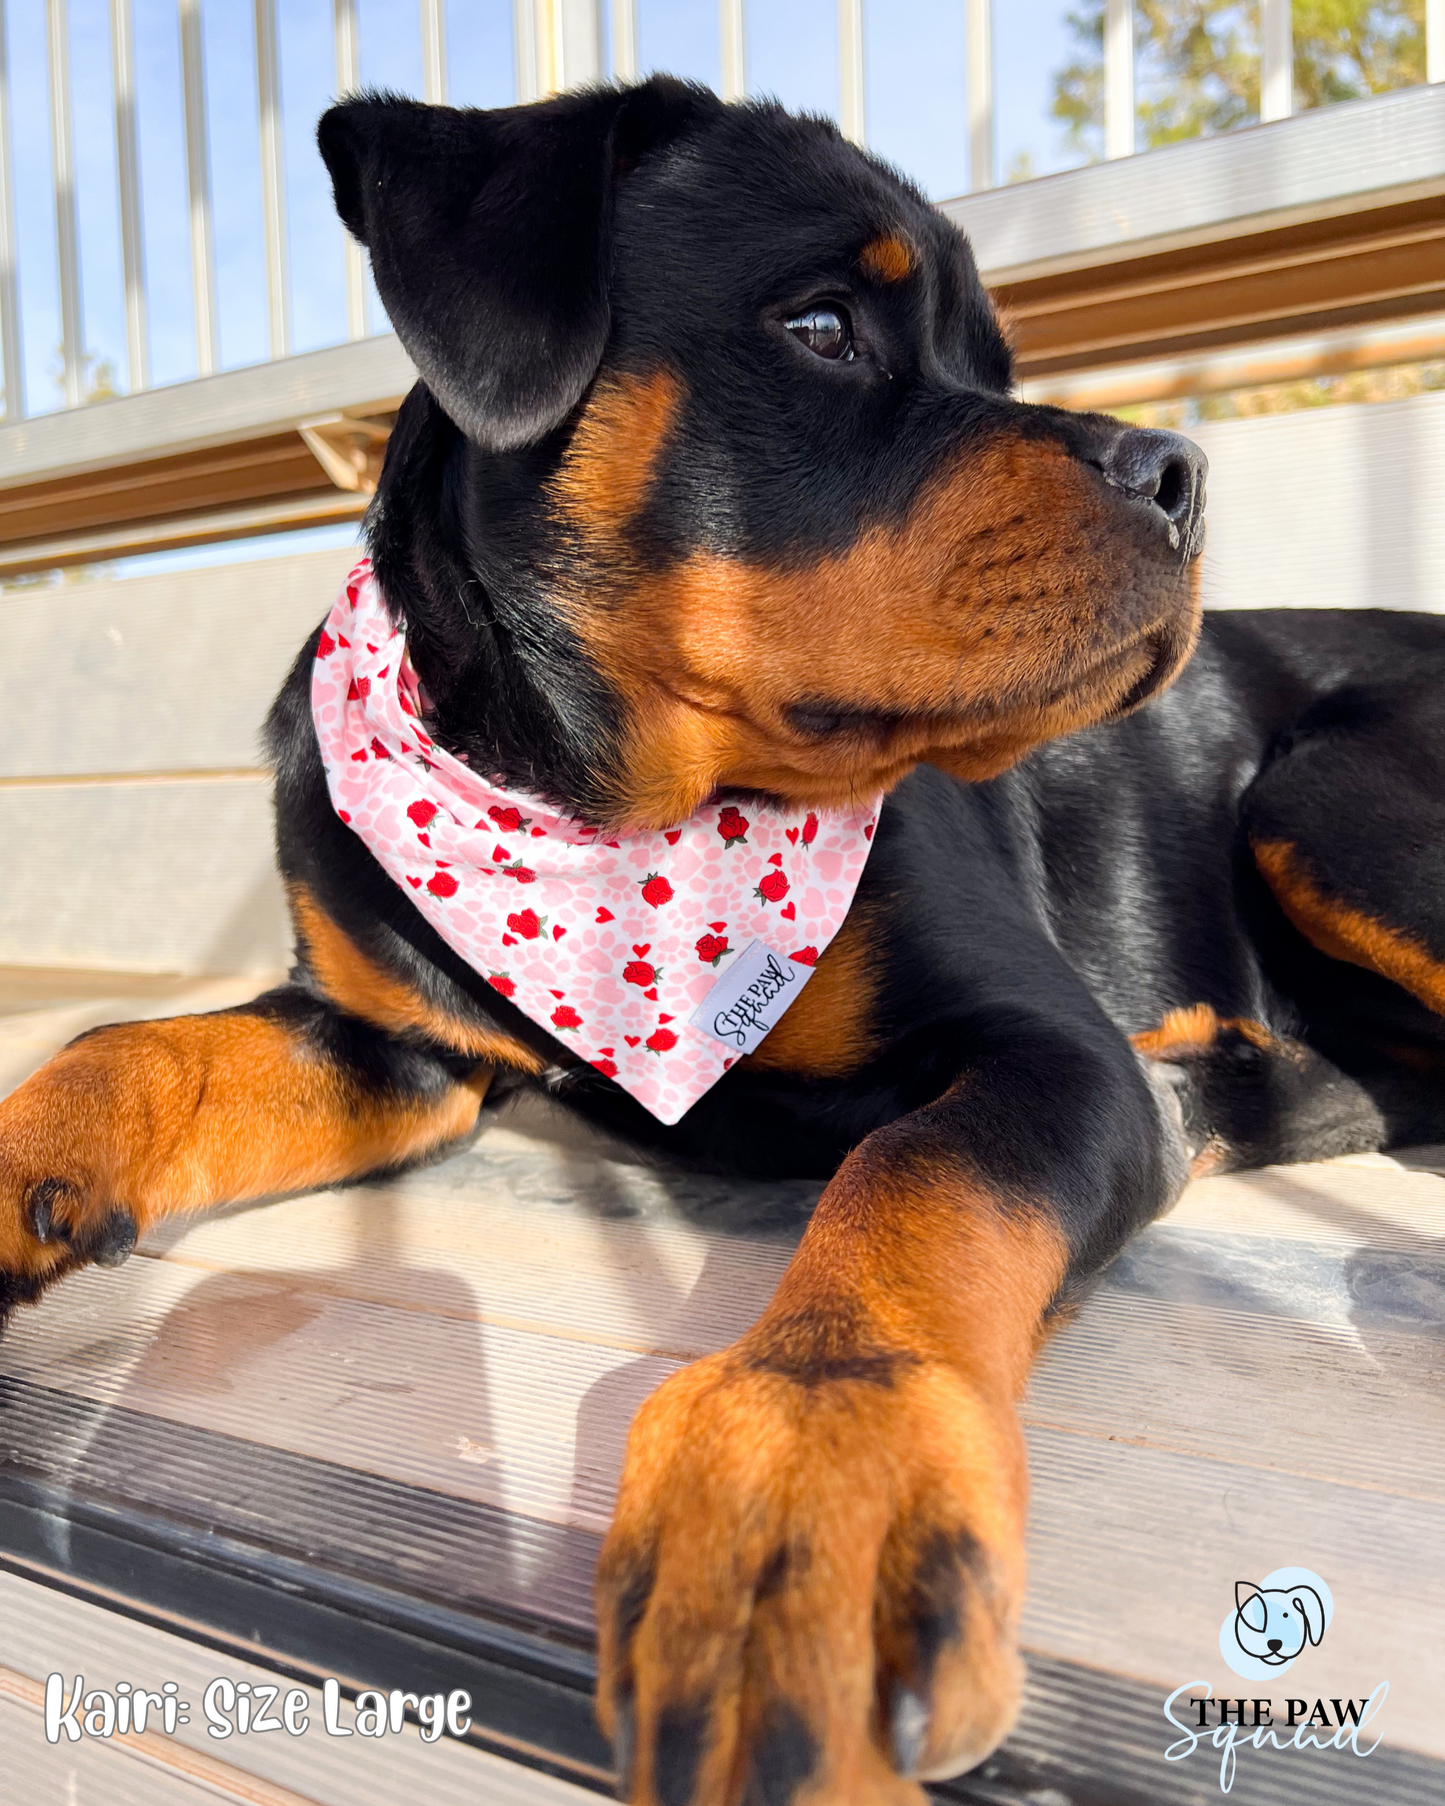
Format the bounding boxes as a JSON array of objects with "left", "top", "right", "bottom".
[{"left": 786, "top": 307, "right": 855, "bottom": 362}]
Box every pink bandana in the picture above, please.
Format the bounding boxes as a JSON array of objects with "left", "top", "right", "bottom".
[{"left": 311, "top": 560, "right": 882, "bottom": 1123}]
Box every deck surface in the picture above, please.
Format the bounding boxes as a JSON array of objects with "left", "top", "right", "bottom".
[{"left": 1, "top": 969, "right": 1443, "bottom": 1804}]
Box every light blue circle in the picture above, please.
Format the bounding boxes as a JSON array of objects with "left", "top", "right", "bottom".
[{"left": 1219, "top": 1567, "right": 1331, "bottom": 1681}]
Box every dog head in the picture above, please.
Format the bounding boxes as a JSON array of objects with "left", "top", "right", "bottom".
[
  {"left": 1233, "top": 1581, "right": 1326, "bottom": 1663},
  {"left": 319, "top": 79, "right": 1206, "bottom": 830}
]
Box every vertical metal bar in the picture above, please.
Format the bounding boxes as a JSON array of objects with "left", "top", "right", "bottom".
[
  {"left": 111, "top": 0, "right": 147, "bottom": 392},
  {"left": 0, "top": 0, "right": 24, "bottom": 419},
  {"left": 513, "top": 0, "right": 538, "bottom": 101},
  {"left": 254, "top": 0, "right": 288, "bottom": 360},
  {"left": 1261, "top": 0, "right": 1293, "bottom": 121},
  {"left": 964, "top": 0, "right": 992, "bottom": 189},
  {"left": 837, "top": 0, "right": 864, "bottom": 143},
  {"left": 334, "top": 0, "right": 366, "bottom": 338},
  {"left": 179, "top": 0, "right": 217, "bottom": 376},
  {"left": 556, "top": 0, "right": 599, "bottom": 87},
  {"left": 1103, "top": 0, "right": 1134, "bottom": 159},
  {"left": 1428, "top": 0, "right": 1442, "bottom": 81},
  {"left": 420, "top": 0, "right": 446, "bottom": 102},
  {"left": 719, "top": 0, "right": 744, "bottom": 101},
  {"left": 612, "top": 0, "right": 637, "bottom": 81},
  {"left": 48, "top": 0, "right": 84, "bottom": 406}
]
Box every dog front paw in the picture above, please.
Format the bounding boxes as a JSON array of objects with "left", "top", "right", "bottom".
[
  {"left": 595, "top": 1329, "right": 1027, "bottom": 1804},
  {"left": 0, "top": 1063, "right": 141, "bottom": 1322}
]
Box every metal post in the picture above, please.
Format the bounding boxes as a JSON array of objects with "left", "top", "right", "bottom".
[
  {"left": 513, "top": 0, "right": 538, "bottom": 100},
  {"left": 612, "top": 0, "right": 637, "bottom": 81},
  {"left": 1427, "top": 0, "right": 1442, "bottom": 83},
  {"left": 838, "top": 0, "right": 864, "bottom": 143},
  {"left": 964, "top": 0, "right": 992, "bottom": 189},
  {"left": 720, "top": 0, "right": 744, "bottom": 101},
  {"left": 334, "top": 0, "right": 366, "bottom": 339},
  {"left": 557, "top": 0, "right": 600, "bottom": 87},
  {"left": 1104, "top": 0, "right": 1134, "bottom": 159},
  {"left": 420, "top": 0, "right": 446, "bottom": 103},
  {"left": 179, "top": 0, "right": 217, "bottom": 377},
  {"left": 47, "top": 0, "right": 84, "bottom": 405},
  {"left": 254, "top": 0, "right": 288, "bottom": 360},
  {"left": 1261, "top": 0, "right": 1293, "bottom": 121},
  {"left": 0, "top": 0, "right": 25, "bottom": 418},
  {"left": 111, "top": 0, "right": 147, "bottom": 393}
]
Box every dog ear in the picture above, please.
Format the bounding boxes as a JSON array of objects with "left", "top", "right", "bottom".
[
  {"left": 1291, "top": 1587, "right": 1325, "bottom": 1646},
  {"left": 317, "top": 78, "right": 712, "bottom": 451},
  {"left": 1234, "top": 1582, "right": 1265, "bottom": 1631}
]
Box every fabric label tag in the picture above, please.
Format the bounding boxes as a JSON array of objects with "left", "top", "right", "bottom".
[{"left": 690, "top": 940, "right": 815, "bottom": 1055}]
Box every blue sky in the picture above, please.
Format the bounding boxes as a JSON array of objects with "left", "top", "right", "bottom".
[{"left": 4, "top": 0, "right": 1087, "bottom": 419}]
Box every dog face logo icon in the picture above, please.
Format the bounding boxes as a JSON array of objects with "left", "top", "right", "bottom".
[{"left": 1220, "top": 1567, "right": 1333, "bottom": 1680}]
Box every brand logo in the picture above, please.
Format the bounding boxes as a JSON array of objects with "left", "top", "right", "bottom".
[
  {"left": 1222, "top": 1567, "right": 1330, "bottom": 1679},
  {"left": 1162, "top": 1566, "right": 1388, "bottom": 1793},
  {"left": 691, "top": 940, "right": 812, "bottom": 1054}
]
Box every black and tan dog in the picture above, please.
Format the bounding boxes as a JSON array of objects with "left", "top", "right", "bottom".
[{"left": 4, "top": 77, "right": 1445, "bottom": 1803}]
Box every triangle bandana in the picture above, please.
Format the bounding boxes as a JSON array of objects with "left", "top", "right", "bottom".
[{"left": 311, "top": 559, "right": 882, "bottom": 1124}]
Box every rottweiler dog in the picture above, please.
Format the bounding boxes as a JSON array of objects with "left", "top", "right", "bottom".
[{"left": 4, "top": 76, "right": 1445, "bottom": 1804}]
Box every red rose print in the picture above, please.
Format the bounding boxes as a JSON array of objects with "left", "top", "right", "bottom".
[
  {"left": 802, "top": 811, "right": 819, "bottom": 846},
  {"left": 639, "top": 873, "right": 674, "bottom": 907},
  {"left": 591, "top": 1058, "right": 618, "bottom": 1078},
  {"left": 316, "top": 629, "right": 335, "bottom": 658},
  {"left": 370, "top": 737, "right": 391, "bottom": 760},
  {"left": 488, "top": 804, "right": 530, "bottom": 833},
  {"left": 624, "top": 960, "right": 658, "bottom": 987},
  {"left": 487, "top": 973, "right": 515, "bottom": 997},
  {"left": 717, "top": 806, "right": 749, "bottom": 848},
  {"left": 789, "top": 946, "right": 819, "bottom": 965},
  {"left": 696, "top": 933, "right": 730, "bottom": 966},
  {"left": 645, "top": 1027, "right": 678, "bottom": 1054},
  {"left": 347, "top": 676, "right": 369, "bottom": 701},
  {"left": 407, "top": 799, "right": 438, "bottom": 829},
  {"left": 755, "top": 869, "right": 789, "bottom": 903},
  {"left": 551, "top": 1004, "right": 582, "bottom": 1030},
  {"left": 507, "top": 909, "right": 545, "bottom": 939},
  {"left": 502, "top": 861, "right": 535, "bottom": 882},
  {"left": 427, "top": 870, "right": 459, "bottom": 898}
]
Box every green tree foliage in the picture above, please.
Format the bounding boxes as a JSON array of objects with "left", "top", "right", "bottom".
[{"left": 1053, "top": 0, "right": 1427, "bottom": 157}]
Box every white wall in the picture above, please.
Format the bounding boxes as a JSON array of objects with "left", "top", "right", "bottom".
[{"left": 1191, "top": 385, "right": 1445, "bottom": 613}]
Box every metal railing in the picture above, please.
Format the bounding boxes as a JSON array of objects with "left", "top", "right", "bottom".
[{"left": 0, "top": 0, "right": 1440, "bottom": 428}]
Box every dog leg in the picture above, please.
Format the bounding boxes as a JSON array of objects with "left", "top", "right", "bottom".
[
  {"left": 596, "top": 1019, "right": 1184, "bottom": 1805},
  {"left": 0, "top": 986, "right": 489, "bottom": 1320}
]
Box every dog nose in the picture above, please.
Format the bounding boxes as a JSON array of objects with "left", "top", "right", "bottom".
[
  {"left": 1267, "top": 1638, "right": 1282, "bottom": 1652},
  {"left": 1098, "top": 426, "right": 1207, "bottom": 543}
]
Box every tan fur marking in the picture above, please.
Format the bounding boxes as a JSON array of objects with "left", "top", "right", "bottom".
[
  {"left": 1130, "top": 1002, "right": 1291, "bottom": 1062},
  {"left": 291, "top": 883, "right": 545, "bottom": 1072},
  {"left": 551, "top": 368, "right": 680, "bottom": 535},
  {"left": 858, "top": 232, "right": 914, "bottom": 283},
  {"left": 741, "top": 907, "right": 878, "bottom": 1076},
  {"left": 569, "top": 430, "right": 1200, "bottom": 828},
  {"left": 1254, "top": 837, "right": 1445, "bottom": 1016}
]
